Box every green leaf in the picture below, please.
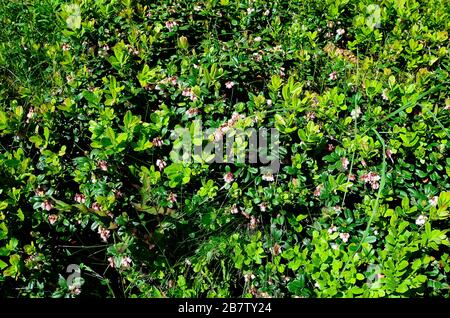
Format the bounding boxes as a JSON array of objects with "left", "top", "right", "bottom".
[
  {"left": 137, "top": 64, "right": 160, "bottom": 87},
  {"left": 0, "top": 201, "right": 8, "bottom": 210},
  {"left": 44, "top": 127, "right": 50, "bottom": 142},
  {"left": 164, "top": 163, "right": 191, "bottom": 188},
  {"left": 395, "top": 284, "right": 409, "bottom": 294},
  {"left": 287, "top": 277, "right": 305, "bottom": 294},
  {"left": 363, "top": 236, "right": 377, "bottom": 244},
  {"left": 356, "top": 273, "right": 365, "bottom": 280},
  {"left": 0, "top": 259, "right": 7, "bottom": 270},
  {"left": 397, "top": 260, "right": 409, "bottom": 271},
  {"left": 0, "top": 223, "right": 8, "bottom": 240},
  {"left": 438, "top": 192, "right": 450, "bottom": 210},
  {"left": 123, "top": 111, "right": 140, "bottom": 133},
  {"left": 29, "top": 135, "right": 43, "bottom": 148},
  {"left": 82, "top": 90, "right": 101, "bottom": 105},
  {"left": 411, "top": 259, "right": 422, "bottom": 271},
  {"left": 9, "top": 254, "right": 20, "bottom": 266}
]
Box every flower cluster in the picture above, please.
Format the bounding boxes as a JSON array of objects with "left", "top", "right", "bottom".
[
  {"left": 214, "top": 112, "right": 246, "bottom": 142},
  {"left": 98, "top": 226, "right": 111, "bottom": 243},
  {"left": 165, "top": 20, "right": 178, "bottom": 31},
  {"left": 224, "top": 172, "right": 234, "bottom": 184},
  {"left": 182, "top": 87, "right": 198, "bottom": 101},
  {"left": 360, "top": 171, "right": 381, "bottom": 190}
]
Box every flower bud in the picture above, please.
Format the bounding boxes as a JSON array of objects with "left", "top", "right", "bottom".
[{"left": 177, "top": 36, "right": 189, "bottom": 50}]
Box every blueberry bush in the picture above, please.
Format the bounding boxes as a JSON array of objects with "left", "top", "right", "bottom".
[{"left": 0, "top": 0, "right": 449, "bottom": 298}]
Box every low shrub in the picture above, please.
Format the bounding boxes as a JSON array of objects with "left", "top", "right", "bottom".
[{"left": 0, "top": 0, "right": 448, "bottom": 297}]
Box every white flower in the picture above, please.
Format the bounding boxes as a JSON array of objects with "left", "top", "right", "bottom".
[
  {"left": 98, "top": 226, "right": 110, "bottom": 242},
  {"left": 230, "top": 112, "right": 244, "bottom": 123},
  {"left": 273, "top": 45, "right": 283, "bottom": 52},
  {"left": 165, "top": 21, "right": 178, "bottom": 31},
  {"left": 329, "top": 71, "right": 337, "bottom": 80},
  {"left": 259, "top": 202, "right": 268, "bottom": 212},
  {"left": 108, "top": 257, "right": 115, "bottom": 268},
  {"left": 369, "top": 172, "right": 381, "bottom": 182},
  {"left": 339, "top": 232, "right": 350, "bottom": 243},
  {"left": 253, "top": 53, "right": 262, "bottom": 62},
  {"left": 225, "top": 81, "right": 235, "bottom": 89},
  {"left": 181, "top": 87, "right": 197, "bottom": 101},
  {"left": 152, "top": 136, "right": 163, "bottom": 147},
  {"left": 415, "top": 214, "right": 428, "bottom": 226},
  {"left": 231, "top": 204, "right": 239, "bottom": 214},
  {"left": 185, "top": 108, "right": 199, "bottom": 118},
  {"left": 68, "top": 284, "right": 81, "bottom": 295},
  {"left": 249, "top": 216, "right": 258, "bottom": 230},
  {"left": 336, "top": 28, "right": 345, "bottom": 36},
  {"left": 26, "top": 107, "right": 35, "bottom": 122},
  {"left": 306, "top": 111, "right": 316, "bottom": 120},
  {"left": 254, "top": 36, "right": 262, "bottom": 42},
  {"left": 74, "top": 193, "right": 86, "bottom": 203},
  {"left": 42, "top": 200, "right": 53, "bottom": 211},
  {"left": 382, "top": 89, "right": 389, "bottom": 101},
  {"left": 429, "top": 196, "right": 438, "bottom": 207},
  {"left": 48, "top": 214, "right": 58, "bottom": 225},
  {"left": 121, "top": 256, "right": 132, "bottom": 268},
  {"left": 314, "top": 185, "right": 323, "bottom": 197},
  {"left": 328, "top": 225, "right": 337, "bottom": 234},
  {"left": 247, "top": 8, "right": 255, "bottom": 14},
  {"left": 224, "top": 172, "right": 234, "bottom": 184},
  {"left": 262, "top": 172, "right": 275, "bottom": 182},
  {"left": 341, "top": 157, "right": 349, "bottom": 170},
  {"left": 182, "top": 88, "right": 190, "bottom": 96},
  {"left": 351, "top": 106, "right": 362, "bottom": 119},
  {"left": 156, "top": 159, "right": 167, "bottom": 171},
  {"left": 98, "top": 160, "right": 108, "bottom": 171},
  {"left": 331, "top": 243, "right": 339, "bottom": 250},
  {"left": 244, "top": 273, "right": 255, "bottom": 282},
  {"left": 168, "top": 192, "right": 177, "bottom": 203},
  {"left": 360, "top": 171, "right": 381, "bottom": 189}
]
